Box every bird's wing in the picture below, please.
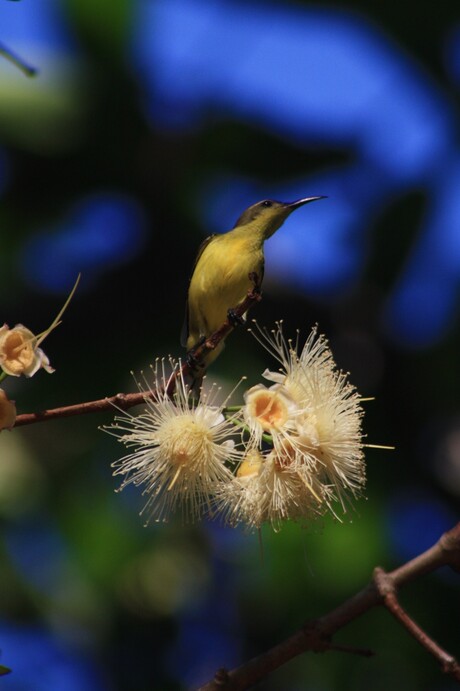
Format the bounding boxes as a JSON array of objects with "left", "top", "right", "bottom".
[{"left": 180, "top": 234, "right": 216, "bottom": 347}]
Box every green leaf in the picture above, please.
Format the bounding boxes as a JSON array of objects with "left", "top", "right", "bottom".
[{"left": 0, "top": 665, "right": 11, "bottom": 676}]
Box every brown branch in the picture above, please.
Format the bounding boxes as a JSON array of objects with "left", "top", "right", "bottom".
[
  {"left": 374, "top": 567, "right": 460, "bottom": 681},
  {"left": 13, "top": 278, "right": 262, "bottom": 428},
  {"left": 197, "top": 522, "right": 460, "bottom": 691},
  {"left": 13, "top": 391, "right": 148, "bottom": 427}
]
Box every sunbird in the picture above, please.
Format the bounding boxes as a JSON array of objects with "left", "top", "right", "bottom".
[{"left": 182, "top": 196, "right": 325, "bottom": 370}]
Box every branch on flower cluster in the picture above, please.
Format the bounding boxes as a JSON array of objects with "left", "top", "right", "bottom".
[
  {"left": 7, "top": 271, "right": 459, "bottom": 687},
  {"left": 13, "top": 276, "right": 262, "bottom": 428},
  {"left": 197, "top": 522, "right": 460, "bottom": 691}
]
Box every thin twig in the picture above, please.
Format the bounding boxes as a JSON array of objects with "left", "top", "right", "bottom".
[
  {"left": 374, "top": 567, "right": 460, "bottom": 681},
  {"left": 0, "top": 42, "right": 37, "bottom": 76},
  {"left": 196, "top": 523, "right": 460, "bottom": 690},
  {"left": 13, "top": 278, "right": 262, "bottom": 428},
  {"left": 13, "top": 391, "right": 148, "bottom": 427}
]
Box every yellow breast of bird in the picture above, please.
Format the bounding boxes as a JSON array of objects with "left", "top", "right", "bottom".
[{"left": 188, "top": 234, "right": 263, "bottom": 342}]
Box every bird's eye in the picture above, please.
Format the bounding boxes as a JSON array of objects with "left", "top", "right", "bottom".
[{"left": 261, "top": 200, "right": 273, "bottom": 208}]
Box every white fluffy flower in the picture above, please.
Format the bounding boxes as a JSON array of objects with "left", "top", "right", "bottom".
[
  {"left": 240, "top": 322, "right": 366, "bottom": 521},
  {"left": 215, "top": 445, "right": 329, "bottom": 531},
  {"left": 105, "top": 361, "right": 243, "bottom": 524},
  {"left": 243, "top": 383, "right": 299, "bottom": 446},
  {"left": 107, "top": 324, "right": 376, "bottom": 532}
]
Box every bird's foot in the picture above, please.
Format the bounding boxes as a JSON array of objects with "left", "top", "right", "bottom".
[
  {"left": 227, "top": 308, "right": 246, "bottom": 327},
  {"left": 185, "top": 342, "right": 205, "bottom": 373}
]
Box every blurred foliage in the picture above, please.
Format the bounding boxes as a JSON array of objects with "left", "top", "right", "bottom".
[
  {"left": 65, "top": 0, "right": 133, "bottom": 58},
  {"left": 0, "top": 0, "right": 459, "bottom": 690}
]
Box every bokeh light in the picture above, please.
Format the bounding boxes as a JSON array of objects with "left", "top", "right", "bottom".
[
  {"left": 385, "top": 491, "right": 457, "bottom": 563},
  {"left": 20, "top": 193, "right": 147, "bottom": 293},
  {"left": 0, "top": 623, "right": 107, "bottom": 691}
]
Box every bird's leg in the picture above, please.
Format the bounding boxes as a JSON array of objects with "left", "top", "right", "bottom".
[
  {"left": 248, "top": 271, "right": 262, "bottom": 295},
  {"left": 185, "top": 338, "right": 206, "bottom": 372},
  {"left": 227, "top": 271, "right": 262, "bottom": 326},
  {"left": 184, "top": 342, "right": 207, "bottom": 401}
]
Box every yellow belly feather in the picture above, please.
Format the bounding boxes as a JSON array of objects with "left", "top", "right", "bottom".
[{"left": 187, "top": 234, "right": 263, "bottom": 351}]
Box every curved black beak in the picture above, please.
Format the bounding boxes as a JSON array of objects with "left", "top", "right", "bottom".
[{"left": 286, "top": 195, "right": 327, "bottom": 210}]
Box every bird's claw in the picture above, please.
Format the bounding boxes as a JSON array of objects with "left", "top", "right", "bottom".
[
  {"left": 227, "top": 308, "right": 246, "bottom": 327},
  {"left": 185, "top": 349, "right": 203, "bottom": 373}
]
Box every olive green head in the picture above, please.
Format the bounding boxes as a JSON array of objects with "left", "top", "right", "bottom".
[{"left": 233, "top": 196, "right": 326, "bottom": 238}]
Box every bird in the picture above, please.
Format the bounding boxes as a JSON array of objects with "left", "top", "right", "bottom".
[{"left": 182, "top": 196, "right": 325, "bottom": 373}]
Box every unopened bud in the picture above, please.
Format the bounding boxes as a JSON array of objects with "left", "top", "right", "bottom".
[{"left": 0, "top": 388, "right": 16, "bottom": 431}]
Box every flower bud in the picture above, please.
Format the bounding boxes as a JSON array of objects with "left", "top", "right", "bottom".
[
  {"left": 0, "top": 388, "right": 16, "bottom": 431},
  {"left": 0, "top": 324, "right": 54, "bottom": 378},
  {"left": 237, "top": 449, "right": 263, "bottom": 478}
]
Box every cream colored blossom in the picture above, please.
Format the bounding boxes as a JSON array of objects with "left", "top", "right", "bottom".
[
  {"left": 212, "top": 448, "right": 263, "bottom": 528},
  {"left": 215, "top": 445, "right": 328, "bottom": 531},
  {"left": 296, "top": 367, "right": 366, "bottom": 509},
  {"left": 253, "top": 449, "right": 330, "bottom": 530},
  {"left": 243, "top": 383, "right": 298, "bottom": 444},
  {"left": 0, "top": 324, "right": 54, "bottom": 377},
  {"left": 0, "top": 388, "right": 16, "bottom": 431},
  {"left": 107, "top": 324, "right": 372, "bottom": 531},
  {"left": 243, "top": 322, "right": 366, "bottom": 519},
  {"left": 0, "top": 273, "right": 80, "bottom": 379},
  {"left": 106, "top": 361, "right": 244, "bottom": 524}
]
